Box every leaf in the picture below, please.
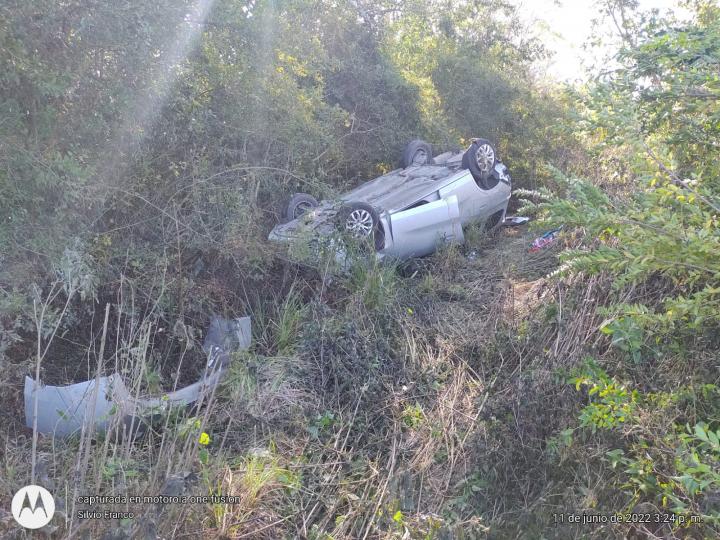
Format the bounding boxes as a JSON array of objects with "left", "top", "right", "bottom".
[
  {"left": 708, "top": 430, "right": 720, "bottom": 449},
  {"left": 694, "top": 424, "right": 709, "bottom": 442}
]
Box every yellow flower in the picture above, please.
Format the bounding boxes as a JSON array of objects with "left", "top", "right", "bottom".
[
  {"left": 198, "top": 432, "right": 210, "bottom": 446},
  {"left": 406, "top": 307, "right": 414, "bottom": 315}
]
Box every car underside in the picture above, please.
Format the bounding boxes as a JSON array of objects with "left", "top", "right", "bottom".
[{"left": 269, "top": 138, "right": 512, "bottom": 262}]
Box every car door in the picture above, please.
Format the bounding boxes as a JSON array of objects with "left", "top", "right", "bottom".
[{"left": 386, "top": 195, "right": 464, "bottom": 259}]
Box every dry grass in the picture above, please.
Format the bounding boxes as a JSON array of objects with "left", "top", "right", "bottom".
[{"left": 1, "top": 225, "right": 633, "bottom": 539}]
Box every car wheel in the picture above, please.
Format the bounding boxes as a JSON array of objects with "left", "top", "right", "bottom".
[
  {"left": 462, "top": 138, "right": 499, "bottom": 189},
  {"left": 284, "top": 193, "right": 319, "bottom": 222},
  {"left": 336, "top": 202, "right": 384, "bottom": 251},
  {"left": 484, "top": 210, "right": 504, "bottom": 233},
  {"left": 402, "top": 139, "right": 434, "bottom": 167}
]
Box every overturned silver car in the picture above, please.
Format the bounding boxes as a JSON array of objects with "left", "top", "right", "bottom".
[{"left": 269, "top": 138, "right": 511, "bottom": 261}]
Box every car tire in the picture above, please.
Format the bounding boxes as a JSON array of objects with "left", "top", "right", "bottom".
[
  {"left": 462, "top": 138, "right": 499, "bottom": 189},
  {"left": 484, "top": 210, "right": 505, "bottom": 233},
  {"left": 284, "top": 193, "right": 319, "bottom": 222},
  {"left": 402, "top": 139, "right": 434, "bottom": 167},
  {"left": 336, "top": 202, "right": 384, "bottom": 251}
]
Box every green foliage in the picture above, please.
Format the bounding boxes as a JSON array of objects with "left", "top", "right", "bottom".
[
  {"left": 0, "top": 1, "right": 576, "bottom": 364},
  {"left": 345, "top": 255, "right": 399, "bottom": 313},
  {"left": 565, "top": 372, "right": 720, "bottom": 525},
  {"left": 273, "top": 288, "right": 308, "bottom": 355},
  {"left": 675, "top": 423, "right": 720, "bottom": 498},
  {"left": 0, "top": 0, "right": 578, "bottom": 334},
  {"left": 597, "top": 416, "right": 720, "bottom": 519},
  {"left": 598, "top": 311, "right": 647, "bottom": 362},
  {"left": 400, "top": 403, "right": 424, "bottom": 429},
  {"left": 571, "top": 359, "right": 639, "bottom": 432},
  {"left": 534, "top": 9, "right": 720, "bottom": 534},
  {"left": 524, "top": 7, "right": 720, "bottom": 344},
  {"left": 307, "top": 411, "right": 336, "bottom": 440},
  {"left": 0, "top": 1, "right": 642, "bottom": 538},
  {"left": 523, "top": 166, "right": 720, "bottom": 340}
]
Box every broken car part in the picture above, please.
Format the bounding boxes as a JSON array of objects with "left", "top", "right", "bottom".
[
  {"left": 24, "top": 316, "right": 251, "bottom": 437},
  {"left": 504, "top": 216, "right": 530, "bottom": 226}
]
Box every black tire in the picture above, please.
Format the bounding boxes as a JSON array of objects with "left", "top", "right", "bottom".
[
  {"left": 462, "top": 138, "right": 498, "bottom": 189},
  {"left": 484, "top": 210, "right": 504, "bottom": 233},
  {"left": 336, "top": 202, "right": 384, "bottom": 251},
  {"left": 284, "top": 193, "right": 319, "bottom": 222},
  {"left": 402, "top": 139, "right": 434, "bottom": 167},
  {"left": 397, "top": 257, "right": 430, "bottom": 278}
]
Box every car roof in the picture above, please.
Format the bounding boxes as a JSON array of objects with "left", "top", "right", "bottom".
[{"left": 340, "top": 163, "right": 468, "bottom": 213}]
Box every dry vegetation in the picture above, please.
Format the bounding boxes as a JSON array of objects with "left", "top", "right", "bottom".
[
  {"left": 1, "top": 225, "right": 593, "bottom": 539},
  {"left": 3, "top": 1, "right": 720, "bottom": 539},
  {"left": 4, "top": 210, "right": 714, "bottom": 538}
]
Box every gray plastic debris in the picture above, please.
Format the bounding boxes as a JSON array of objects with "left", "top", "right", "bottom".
[
  {"left": 504, "top": 215, "right": 530, "bottom": 226},
  {"left": 24, "top": 372, "right": 130, "bottom": 437},
  {"left": 25, "top": 316, "right": 251, "bottom": 437},
  {"left": 203, "top": 316, "right": 251, "bottom": 369}
]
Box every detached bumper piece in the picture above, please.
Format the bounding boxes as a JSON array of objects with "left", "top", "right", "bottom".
[{"left": 24, "top": 316, "right": 251, "bottom": 438}]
